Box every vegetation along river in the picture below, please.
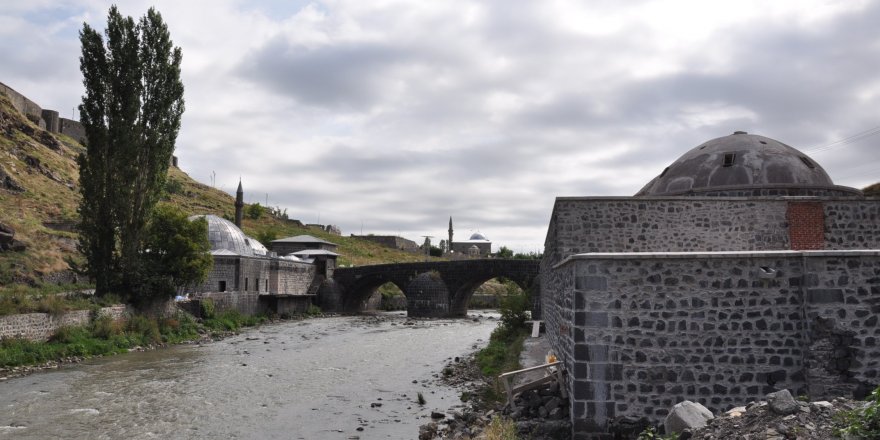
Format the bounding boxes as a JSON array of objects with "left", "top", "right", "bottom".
[{"left": 0, "top": 311, "right": 500, "bottom": 439}]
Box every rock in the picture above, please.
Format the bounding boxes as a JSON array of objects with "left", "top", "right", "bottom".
[
  {"left": 370, "top": 402, "right": 382, "bottom": 408},
  {"left": 767, "top": 390, "right": 799, "bottom": 416},
  {"left": 725, "top": 406, "right": 746, "bottom": 417},
  {"left": 811, "top": 401, "right": 833, "bottom": 409},
  {"left": 431, "top": 411, "right": 445, "bottom": 419},
  {"left": 664, "top": 400, "right": 714, "bottom": 434},
  {"left": 0, "top": 166, "right": 24, "bottom": 192}
]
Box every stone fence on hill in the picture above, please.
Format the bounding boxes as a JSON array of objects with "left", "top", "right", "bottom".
[{"left": 0, "top": 305, "right": 128, "bottom": 342}]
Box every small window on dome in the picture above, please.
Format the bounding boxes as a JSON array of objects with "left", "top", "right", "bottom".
[
  {"left": 699, "top": 145, "right": 707, "bottom": 150},
  {"left": 659, "top": 167, "right": 669, "bottom": 177},
  {"left": 722, "top": 153, "right": 736, "bottom": 167},
  {"left": 800, "top": 156, "right": 815, "bottom": 169},
  {"left": 759, "top": 141, "right": 767, "bottom": 145}
]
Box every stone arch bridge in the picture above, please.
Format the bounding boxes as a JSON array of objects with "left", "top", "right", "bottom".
[{"left": 320, "top": 259, "right": 540, "bottom": 318}]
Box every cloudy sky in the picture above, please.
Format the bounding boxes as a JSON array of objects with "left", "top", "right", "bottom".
[{"left": 2, "top": 0, "right": 879, "bottom": 252}]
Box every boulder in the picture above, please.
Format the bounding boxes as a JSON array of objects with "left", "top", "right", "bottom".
[
  {"left": 664, "top": 400, "right": 714, "bottom": 434},
  {"left": 766, "top": 389, "right": 799, "bottom": 415},
  {"left": 0, "top": 222, "right": 14, "bottom": 250}
]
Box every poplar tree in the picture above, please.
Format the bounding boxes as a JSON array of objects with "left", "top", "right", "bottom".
[{"left": 77, "top": 6, "right": 186, "bottom": 300}]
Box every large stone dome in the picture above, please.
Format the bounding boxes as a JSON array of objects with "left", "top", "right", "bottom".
[
  {"left": 189, "top": 214, "right": 267, "bottom": 256},
  {"left": 636, "top": 131, "right": 862, "bottom": 197}
]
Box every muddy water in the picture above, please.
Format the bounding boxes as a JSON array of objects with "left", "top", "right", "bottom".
[{"left": 0, "top": 311, "right": 500, "bottom": 439}]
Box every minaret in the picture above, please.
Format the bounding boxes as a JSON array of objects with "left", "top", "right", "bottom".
[
  {"left": 235, "top": 179, "right": 244, "bottom": 228},
  {"left": 448, "top": 216, "right": 454, "bottom": 253}
]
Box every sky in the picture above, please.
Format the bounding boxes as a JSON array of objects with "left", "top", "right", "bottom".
[{"left": 1, "top": 0, "right": 879, "bottom": 253}]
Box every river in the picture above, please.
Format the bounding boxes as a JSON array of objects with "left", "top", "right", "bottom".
[{"left": 0, "top": 311, "right": 500, "bottom": 439}]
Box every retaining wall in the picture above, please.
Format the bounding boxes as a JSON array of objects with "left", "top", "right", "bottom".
[{"left": 0, "top": 305, "right": 128, "bottom": 342}]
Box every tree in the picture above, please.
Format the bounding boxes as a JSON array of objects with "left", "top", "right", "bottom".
[
  {"left": 246, "top": 203, "right": 265, "bottom": 220},
  {"left": 494, "top": 245, "right": 514, "bottom": 259},
  {"left": 77, "top": 6, "right": 184, "bottom": 299},
  {"left": 135, "top": 204, "right": 212, "bottom": 304}
]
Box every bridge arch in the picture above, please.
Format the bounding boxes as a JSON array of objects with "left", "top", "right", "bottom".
[{"left": 340, "top": 272, "right": 409, "bottom": 313}]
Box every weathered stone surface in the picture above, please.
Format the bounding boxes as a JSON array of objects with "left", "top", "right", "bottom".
[
  {"left": 766, "top": 389, "right": 798, "bottom": 415},
  {"left": 0, "top": 306, "right": 127, "bottom": 342},
  {"left": 664, "top": 400, "right": 714, "bottom": 434}
]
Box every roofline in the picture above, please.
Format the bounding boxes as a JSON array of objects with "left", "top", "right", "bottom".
[{"left": 552, "top": 249, "right": 880, "bottom": 269}]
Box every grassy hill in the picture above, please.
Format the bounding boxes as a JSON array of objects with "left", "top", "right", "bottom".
[{"left": 0, "top": 91, "right": 435, "bottom": 290}]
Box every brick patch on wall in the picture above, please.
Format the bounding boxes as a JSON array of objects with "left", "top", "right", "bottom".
[{"left": 787, "top": 202, "right": 825, "bottom": 250}]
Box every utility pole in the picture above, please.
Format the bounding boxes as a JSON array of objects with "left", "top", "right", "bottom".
[{"left": 421, "top": 235, "right": 433, "bottom": 262}]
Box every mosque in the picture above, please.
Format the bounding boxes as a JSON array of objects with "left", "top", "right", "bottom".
[
  {"left": 447, "top": 216, "right": 492, "bottom": 257},
  {"left": 539, "top": 131, "right": 880, "bottom": 438}
]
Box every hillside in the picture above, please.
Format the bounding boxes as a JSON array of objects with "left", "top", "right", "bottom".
[
  {"left": 865, "top": 182, "right": 880, "bottom": 197},
  {"left": 0, "top": 91, "right": 435, "bottom": 289}
]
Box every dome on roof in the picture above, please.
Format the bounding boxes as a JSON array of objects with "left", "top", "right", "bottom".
[
  {"left": 469, "top": 232, "right": 489, "bottom": 241},
  {"left": 189, "top": 214, "right": 259, "bottom": 256},
  {"left": 636, "top": 131, "right": 861, "bottom": 197}
]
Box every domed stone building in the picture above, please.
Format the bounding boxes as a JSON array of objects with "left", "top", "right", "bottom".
[
  {"left": 540, "top": 132, "right": 880, "bottom": 439},
  {"left": 448, "top": 216, "right": 492, "bottom": 257},
  {"left": 184, "top": 183, "right": 327, "bottom": 316}
]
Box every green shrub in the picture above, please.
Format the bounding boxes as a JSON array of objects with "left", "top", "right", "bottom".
[
  {"left": 127, "top": 315, "right": 162, "bottom": 345},
  {"left": 485, "top": 416, "right": 518, "bottom": 440},
  {"left": 838, "top": 385, "right": 880, "bottom": 438},
  {"left": 306, "top": 304, "right": 322, "bottom": 316},
  {"left": 200, "top": 298, "right": 215, "bottom": 319}
]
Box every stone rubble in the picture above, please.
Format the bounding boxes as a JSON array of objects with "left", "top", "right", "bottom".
[{"left": 674, "top": 390, "right": 866, "bottom": 440}]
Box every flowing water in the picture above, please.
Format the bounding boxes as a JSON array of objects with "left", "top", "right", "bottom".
[{"left": 0, "top": 311, "right": 500, "bottom": 439}]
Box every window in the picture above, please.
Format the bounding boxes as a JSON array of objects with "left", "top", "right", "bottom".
[
  {"left": 659, "top": 167, "right": 669, "bottom": 178},
  {"left": 800, "top": 156, "right": 815, "bottom": 169},
  {"left": 219, "top": 281, "right": 226, "bottom": 292},
  {"left": 245, "top": 278, "right": 248, "bottom": 291},
  {"left": 722, "top": 153, "right": 736, "bottom": 167}
]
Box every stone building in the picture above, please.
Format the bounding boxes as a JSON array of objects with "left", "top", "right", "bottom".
[
  {"left": 448, "top": 217, "right": 492, "bottom": 256},
  {"left": 539, "top": 131, "right": 880, "bottom": 439},
  {"left": 186, "top": 215, "right": 318, "bottom": 314},
  {"left": 269, "top": 235, "right": 339, "bottom": 256}
]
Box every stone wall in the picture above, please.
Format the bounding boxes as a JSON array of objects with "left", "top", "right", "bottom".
[
  {"left": 190, "top": 255, "right": 315, "bottom": 296},
  {"left": 190, "top": 291, "right": 262, "bottom": 316},
  {"left": 545, "top": 197, "right": 880, "bottom": 267},
  {"left": 543, "top": 251, "right": 880, "bottom": 439},
  {"left": 0, "top": 305, "right": 128, "bottom": 342},
  {"left": 59, "top": 118, "right": 86, "bottom": 143},
  {"left": 824, "top": 200, "right": 880, "bottom": 249},
  {"left": 350, "top": 235, "right": 419, "bottom": 252},
  {"left": 270, "top": 259, "right": 316, "bottom": 295},
  {"left": 0, "top": 81, "right": 43, "bottom": 122}
]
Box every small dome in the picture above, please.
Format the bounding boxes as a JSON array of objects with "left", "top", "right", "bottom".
[
  {"left": 636, "top": 132, "right": 861, "bottom": 197},
  {"left": 469, "top": 232, "right": 489, "bottom": 241},
  {"left": 189, "top": 215, "right": 258, "bottom": 256}
]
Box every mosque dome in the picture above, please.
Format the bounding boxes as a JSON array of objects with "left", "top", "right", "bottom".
[
  {"left": 189, "top": 214, "right": 266, "bottom": 256},
  {"left": 636, "top": 131, "right": 862, "bottom": 197},
  {"left": 469, "top": 232, "right": 489, "bottom": 241}
]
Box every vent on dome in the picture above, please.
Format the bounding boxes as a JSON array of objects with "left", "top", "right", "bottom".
[{"left": 722, "top": 153, "right": 736, "bottom": 167}]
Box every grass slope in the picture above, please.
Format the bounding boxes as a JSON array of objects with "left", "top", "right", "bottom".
[{"left": 0, "top": 91, "right": 436, "bottom": 288}]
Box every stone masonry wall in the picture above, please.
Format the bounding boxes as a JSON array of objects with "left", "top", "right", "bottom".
[
  {"left": 545, "top": 198, "right": 880, "bottom": 267},
  {"left": 545, "top": 251, "right": 880, "bottom": 439},
  {"left": 824, "top": 201, "right": 880, "bottom": 250},
  {"left": 270, "top": 260, "right": 316, "bottom": 295},
  {"left": 0, "top": 305, "right": 128, "bottom": 342},
  {"left": 546, "top": 198, "right": 790, "bottom": 263}
]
